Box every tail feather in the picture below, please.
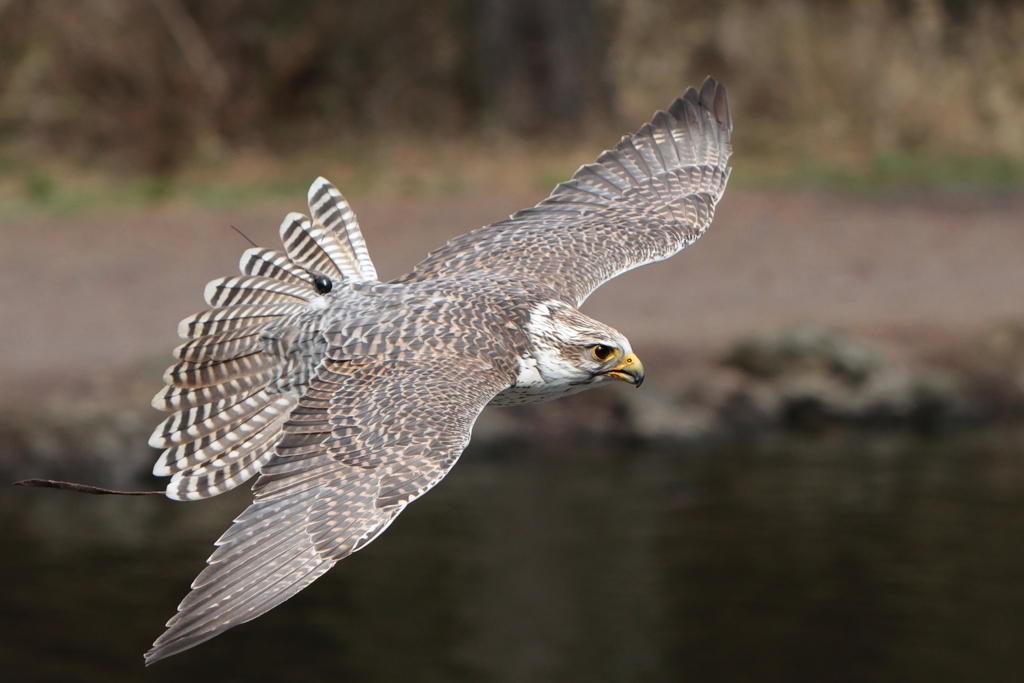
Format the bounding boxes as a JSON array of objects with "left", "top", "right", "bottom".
[
  {"left": 204, "top": 275, "right": 311, "bottom": 307},
  {"left": 177, "top": 303, "right": 304, "bottom": 339},
  {"left": 153, "top": 176, "right": 375, "bottom": 500},
  {"left": 173, "top": 331, "right": 262, "bottom": 363},
  {"left": 166, "top": 412, "right": 290, "bottom": 501},
  {"left": 238, "top": 247, "right": 310, "bottom": 285},
  {"left": 152, "top": 371, "right": 273, "bottom": 411},
  {"left": 278, "top": 213, "right": 348, "bottom": 281},
  {"left": 149, "top": 391, "right": 273, "bottom": 448},
  {"left": 163, "top": 351, "right": 277, "bottom": 390},
  {"left": 153, "top": 399, "right": 291, "bottom": 477},
  {"left": 307, "top": 177, "right": 378, "bottom": 282}
]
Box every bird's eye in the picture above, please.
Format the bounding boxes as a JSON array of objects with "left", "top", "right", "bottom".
[
  {"left": 590, "top": 344, "right": 616, "bottom": 362},
  {"left": 313, "top": 274, "right": 333, "bottom": 294}
]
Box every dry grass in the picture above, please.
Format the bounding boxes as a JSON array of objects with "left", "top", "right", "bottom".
[
  {"left": 2, "top": 0, "right": 1024, "bottom": 184},
  {"left": 613, "top": 0, "right": 1024, "bottom": 164},
  {"left": 0, "top": 0, "right": 475, "bottom": 172},
  {"left": 0, "top": 134, "right": 608, "bottom": 220}
]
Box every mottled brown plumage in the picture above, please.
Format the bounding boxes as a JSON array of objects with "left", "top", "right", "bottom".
[{"left": 145, "top": 77, "right": 732, "bottom": 663}]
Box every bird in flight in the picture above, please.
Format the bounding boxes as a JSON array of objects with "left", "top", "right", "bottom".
[{"left": 143, "top": 77, "right": 731, "bottom": 663}]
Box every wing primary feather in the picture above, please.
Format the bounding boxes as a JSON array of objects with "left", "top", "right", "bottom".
[{"left": 146, "top": 548, "right": 330, "bottom": 665}]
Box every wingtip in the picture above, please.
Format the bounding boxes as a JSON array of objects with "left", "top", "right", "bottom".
[
  {"left": 700, "top": 75, "right": 732, "bottom": 133},
  {"left": 667, "top": 76, "right": 731, "bottom": 135},
  {"left": 144, "top": 618, "right": 199, "bottom": 665},
  {"left": 144, "top": 641, "right": 178, "bottom": 666},
  {"left": 699, "top": 75, "right": 718, "bottom": 105}
]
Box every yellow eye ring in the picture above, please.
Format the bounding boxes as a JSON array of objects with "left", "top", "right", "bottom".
[{"left": 590, "top": 344, "right": 616, "bottom": 362}]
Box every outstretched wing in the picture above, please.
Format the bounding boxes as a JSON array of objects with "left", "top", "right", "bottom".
[
  {"left": 145, "top": 357, "right": 509, "bottom": 664},
  {"left": 399, "top": 77, "right": 732, "bottom": 307},
  {"left": 150, "top": 178, "right": 377, "bottom": 501}
]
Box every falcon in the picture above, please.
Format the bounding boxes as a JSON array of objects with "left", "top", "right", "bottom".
[{"left": 144, "top": 77, "right": 731, "bottom": 662}]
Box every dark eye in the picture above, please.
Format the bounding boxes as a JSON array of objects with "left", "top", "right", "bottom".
[
  {"left": 590, "top": 344, "right": 616, "bottom": 362},
  {"left": 313, "top": 274, "right": 333, "bottom": 294}
]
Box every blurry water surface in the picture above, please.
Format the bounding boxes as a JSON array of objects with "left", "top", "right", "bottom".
[{"left": 3, "top": 429, "right": 1024, "bottom": 682}]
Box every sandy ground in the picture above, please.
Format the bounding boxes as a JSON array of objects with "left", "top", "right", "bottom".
[{"left": 1, "top": 188, "right": 1022, "bottom": 405}]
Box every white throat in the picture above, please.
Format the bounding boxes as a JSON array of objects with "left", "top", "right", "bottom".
[{"left": 488, "top": 301, "right": 628, "bottom": 407}]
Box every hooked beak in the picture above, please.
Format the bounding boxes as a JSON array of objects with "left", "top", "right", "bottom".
[{"left": 604, "top": 352, "right": 645, "bottom": 387}]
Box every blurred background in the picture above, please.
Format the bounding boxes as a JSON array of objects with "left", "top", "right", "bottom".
[
  {"left": 3, "top": 0, "right": 1024, "bottom": 173},
  {"left": 2, "top": 0, "right": 1024, "bottom": 681}
]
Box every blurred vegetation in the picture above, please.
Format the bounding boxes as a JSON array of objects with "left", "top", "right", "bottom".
[
  {"left": 0, "top": 0, "right": 1023, "bottom": 195},
  {"left": 615, "top": 0, "right": 1024, "bottom": 163}
]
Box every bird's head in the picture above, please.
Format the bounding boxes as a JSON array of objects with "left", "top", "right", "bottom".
[{"left": 522, "top": 301, "right": 644, "bottom": 389}]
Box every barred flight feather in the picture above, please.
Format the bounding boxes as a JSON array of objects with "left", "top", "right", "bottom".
[
  {"left": 204, "top": 275, "right": 312, "bottom": 308},
  {"left": 151, "top": 368, "right": 275, "bottom": 411},
  {"left": 254, "top": 452, "right": 331, "bottom": 482},
  {"left": 167, "top": 429, "right": 282, "bottom": 501},
  {"left": 177, "top": 304, "right": 304, "bottom": 339},
  {"left": 254, "top": 468, "right": 344, "bottom": 503},
  {"left": 351, "top": 512, "right": 402, "bottom": 552},
  {"left": 173, "top": 331, "right": 262, "bottom": 363},
  {"left": 167, "top": 548, "right": 328, "bottom": 638},
  {"left": 277, "top": 213, "right": 357, "bottom": 283},
  {"left": 401, "top": 78, "right": 731, "bottom": 306},
  {"left": 238, "top": 247, "right": 311, "bottom": 285},
  {"left": 163, "top": 351, "right": 276, "bottom": 390},
  {"left": 275, "top": 436, "right": 330, "bottom": 458},
  {"left": 307, "top": 177, "right": 378, "bottom": 282},
  {"left": 213, "top": 492, "right": 317, "bottom": 547},
  {"left": 149, "top": 391, "right": 273, "bottom": 448},
  {"left": 278, "top": 417, "right": 332, "bottom": 435},
  {"left": 159, "top": 542, "right": 326, "bottom": 641},
  {"left": 152, "top": 399, "right": 292, "bottom": 477},
  {"left": 650, "top": 112, "right": 682, "bottom": 167},
  {"left": 201, "top": 507, "right": 314, "bottom": 578},
  {"left": 282, "top": 404, "right": 331, "bottom": 422},
  {"left": 593, "top": 150, "right": 639, "bottom": 189}
]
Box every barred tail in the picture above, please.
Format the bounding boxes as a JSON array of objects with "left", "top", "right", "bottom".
[{"left": 150, "top": 177, "right": 376, "bottom": 500}]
